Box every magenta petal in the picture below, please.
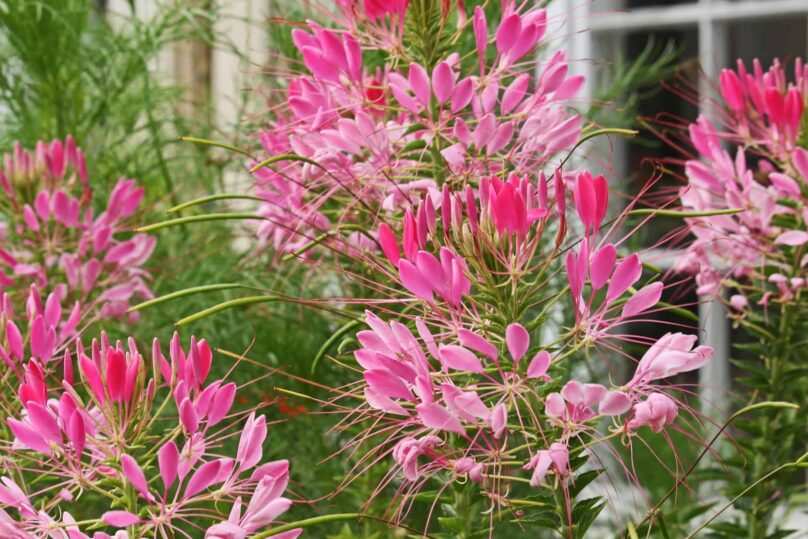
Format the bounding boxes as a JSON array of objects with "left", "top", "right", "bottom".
[
  {"left": 408, "top": 63, "right": 431, "bottom": 107},
  {"left": 457, "top": 329, "right": 498, "bottom": 362},
  {"left": 364, "top": 369, "right": 414, "bottom": 401},
  {"left": 179, "top": 398, "right": 199, "bottom": 434},
  {"left": 121, "top": 454, "right": 153, "bottom": 501},
  {"left": 184, "top": 459, "right": 222, "bottom": 499},
  {"left": 5, "top": 320, "right": 24, "bottom": 360},
  {"left": 102, "top": 511, "right": 141, "bottom": 527},
  {"left": 8, "top": 418, "right": 50, "bottom": 454},
  {"left": 621, "top": 282, "right": 663, "bottom": 319},
  {"left": 416, "top": 402, "right": 465, "bottom": 435},
  {"left": 105, "top": 349, "right": 126, "bottom": 402},
  {"left": 605, "top": 254, "right": 642, "bottom": 304},
  {"left": 158, "top": 441, "right": 179, "bottom": 491},
  {"left": 438, "top": 345, "right": 484, "bottom": 373},
  {"left": 505, "top": 323, "right": 529, "bottom": 364},
  {"left": 398, "top": 260, "right": 434, "bottom": 302},
  {"left": 589, "top": 244, "right": 616, "bottom": 291},
  {"left": 526, "top": 351, "right": 551, "bottom": 379},
  {"left": 431, "top": 61, "right": 454, "bottom": 104}
]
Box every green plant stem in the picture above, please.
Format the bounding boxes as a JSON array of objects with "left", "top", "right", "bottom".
[{"left": 746, "top": 302, "right": 798, "bottom": 539}]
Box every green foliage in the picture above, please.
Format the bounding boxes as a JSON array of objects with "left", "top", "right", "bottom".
[
  {"left": 0, "top": 0, "right": 224, "bottom": 201},
  {"left": 588, "top": 36, "right": 683, "bottom": 130}
]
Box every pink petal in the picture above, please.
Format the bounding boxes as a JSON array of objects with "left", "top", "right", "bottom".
[
  {"left": 526, "top": 351, "right": 551, "bottom": 379},
  {"left": 496, "top": 13, "right": 522, "bottom": 54},
  {"left": 378, "top": 223, "right": 400, "bottom": 265},
  {"left": 408, "top": 63, "right": 431, "bottom": 107},
  {"left": 599, "top": 391, "right": 631, "bottom": 415},
  {"left": 775, "top": 230, "right": 808, "bottom": 246},
  {"left": 158, "top": 441, "right": 179, "bottom": 491},
  {"left": 8, "top": 418, "right": 51, "bottom": 454},
  {"left": 502, "top": 74, "right": 529, "bottom": 114},
  {"left": 432, "top": 61, "right": 454, "bottom": 104},
  {"left": 590, "top": 244, "right": 616, "bottom": 291},
  {"left": 102, "top": 511, "right": 141, "bottom": 527},
  {"left": 793, "top": 147, "right": 808, "bottom": 180},
  {"left": 621, "top": 282, "right": 663, "bottom": 319},
  {"left": 364, "top": 387, "right": 409, "bottom": 415},
  {"left": 398, "top": 260, "right": 434, "bottom": 302},
  {"left": 606, "top": 254, "right": 642, "bottom": 304},
  {"left": 451, "top": 77, "right": 474, "bottom": 113},
  {"left": 184, "top": 459, "right": 222, "bottom": 499},
  {"left": 438, "top": 345, "right": 484, "bottom": 373},
  {"left": 489, "top": 403, "right": 507, "bottom": 439},
  {"left": 121, "top": 454, "right": 153, "bottom": 501},
  {"left": 505, "top": 323, "right": 529, "bottom": 364},
  {"left": 719, "top": 69, "right": 744, "bottom": 111},
  {"left": 207, "top": 382, "right": 236, "bottom": 426},
  {"left": 364, "top": 369, "right": 414, "bottom": 401},
  {"left": 416, "top": 402, "right": 465, "bottom": 435},
  {"left": 5, "top": 320, "right": 23, "bottom": 360},
  {"left": 105, "top": 349, "right": 126, "bottom": 402},
  {"left": 544, "top": 393, "right": 564, "bottom": 417},
  {"left": 26, "top": 402, "right": 61, "bottom": 445},
  {"left": 180, "top": 398, "right": 199, "bottom": 434},
  {"left": 457, "top": 329, "right": 498, "bottom": 362}
]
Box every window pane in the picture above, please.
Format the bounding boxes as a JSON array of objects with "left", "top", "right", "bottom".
[
  {"left": 727, "top": 16, "right": 807, "bottom": 68},
  {"left": 624, "top": 29, "right": 700, "bottom": 248}
]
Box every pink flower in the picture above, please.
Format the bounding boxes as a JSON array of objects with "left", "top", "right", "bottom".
[
  {"left": 629, "top": 333, "right": 713, "bottom": 388},
  {"left": 392, "top": 435, "right": 442, "bottom": 481},
  {"left": 524, "top": 442, "right": 569, "bottom": 487},
  {"left": 627, "top": 393, "right": 678, "bottom": 432}
]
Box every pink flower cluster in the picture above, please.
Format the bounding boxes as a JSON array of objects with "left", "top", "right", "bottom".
[
  {"left": 251, "top": 3, "right": 582, "bottom": 255},
  {"left": 232, "top": 2, "right": 722, "bottom": 533},
  {"left": 0, "top": 138, "right": 155, "bottom": 321},
  {"left": 678, "top": 59, "right": 807, "bottom": 307},
  {"left": 340, "top": 177, "right": 713, "bottom": 519},
  {"left": 1, "top": 322, "right": 299, "bottom": 538}
]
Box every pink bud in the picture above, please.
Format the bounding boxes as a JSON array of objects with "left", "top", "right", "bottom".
[
  {"left": 105, "top": 348, "right": 126, "bottom": 402},
  {"left": 719, "top": 69, "right": 745, "bottom": 111},
  {"left": 378, "top": 223, "right": 401, "bottom": 265},
  {"left": 5, "top": 320, "right": 23, "bottom": 360}
]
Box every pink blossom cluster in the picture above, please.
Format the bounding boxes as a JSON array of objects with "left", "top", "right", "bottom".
[
  {"left": 0, "top": 320, "right": 299, "bottom": 538},
  {"left": 0, "top": 138, "right": 155, "bottom": 321},
  {"left": 677, "top": 58, "right": 807, "bottom": 308},
  {"left": 251, "top": 2, "right": 582, "bottom": 255},
  {"left": 335, "top": 169, "right": 713, "bottom": 521}
]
